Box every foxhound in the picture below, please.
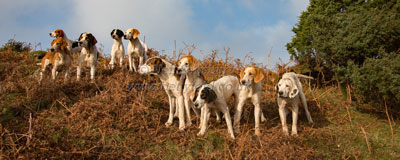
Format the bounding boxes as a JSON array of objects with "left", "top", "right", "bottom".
[
  {"left": 39, "top": 37, "right": 72, "bottom": 83},
  {"left": 49, "top": 29, "right": 81, "bottom": 54},
  {"left": 109, "top": 29, "right": 125, "bottom": 69},
  {"left": 234, "top": 66, "right": 266, "bottom": 136},
  {"left": 77, "top": 32, "right": 98, "bottom": 81},
  {"left": 276, "top": 72, "right": 314, "bottom": 136},
  {"left": 140, "top": 57, "right": 187, "bottom": 130},
  {"left": 176, "top": 56, "right": 221, "bottom": 128},
  {"left": 193, "top": 75, "right": 240, "bottom": 139},
  {"left": 124, "top": 28, "right": 148, "bottom": 72}
]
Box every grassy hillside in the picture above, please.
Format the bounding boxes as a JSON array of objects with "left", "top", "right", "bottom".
[{"left": 0, "top": 49, "right": 399, "bottom": 159}]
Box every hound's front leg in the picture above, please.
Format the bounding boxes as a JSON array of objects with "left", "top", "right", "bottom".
[
  {"left": 177, "top": 96, "right": 186, "bottom": 130},
  {"left": 165, "top": 95, "right": 175, "bottom": 127},
  {"left": 90, "top": 65, "right": 96, "bottom": 80},
  {"left": 278, "top": 105, "right": 289, "bottom": 136},
  {"left": 64, "top": 68, "right": 70, "bottom": 83},
  {"left": 128, "top": 54, "right": 134, "bottom": 72},
  {"left": 51, "top": 67, "right": 58, "bottom": 81},
  {"left": 221, "top": 105, "right": 235, "bottom": 139},
  {"left": 253, "top": 96, "right": 262, "bottom": 136},
  {"left": 291, "top": 104, "right": 299, "bottom": 136},
  {"left": 197, "top": 106, "right": 210, "bottom": 136},
  {"left": 109, "top": 51, "right": 115, "bottom": 69},
  {"left": 77, "top": 64, "right": 82, "bottom": 81},
  {"left": 233, "top": 98, "right": 246, "bottom": 128},
  {"left": 139, "top": 56, "right": 144, "bottom": 68},
  {"left": 183, "top": 96, "right": 192, "bottom": 128}
]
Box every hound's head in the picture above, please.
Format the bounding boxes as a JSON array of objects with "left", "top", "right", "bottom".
[
  {"left": 78, "top": 32, "right": 97, "bottom": 48},
  {"left": 111, "top": 29, "right": 124, "bottom": 40},
  {"left": 49, "top": 29, "right": 65, "bottom": 38},
  {"left": 140, "top": 57, "right": 166, "bottom": 75},
  {"left": 192, "top": 85, "right": 217, "bottom": 109},
  {"left": 50, "top": 37, "right": 68, "bottom": 52},
  {"left": 240, "top": 66, "right": 264, "bottom": 86},
  {"left": 276, "top": 77, "right": 298, "bottom": 99},
  {"left": 124, "top": 28, "right": 140, "bottom": 40},
  {"left": 176, "top": 56, "right": 200, "bottom": 74}
]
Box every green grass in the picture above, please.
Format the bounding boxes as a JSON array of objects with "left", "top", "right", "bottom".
[{"left": 306, "top": 88, "right": 400, "bottom": 159}]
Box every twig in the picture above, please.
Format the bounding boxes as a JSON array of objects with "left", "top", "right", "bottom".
[
  {"left": 384, "top": 99, "right": 394, "bottom": 141},
  {"left": 346, "top": 85, "right": 353, "bottom": 126},
  {"left": 360, "top": 126, "right": 372, "bottom": 154}
]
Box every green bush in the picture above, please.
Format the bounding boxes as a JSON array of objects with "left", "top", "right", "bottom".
[{"left": 349, "top": 53, "right": 400, "bottom": 110}]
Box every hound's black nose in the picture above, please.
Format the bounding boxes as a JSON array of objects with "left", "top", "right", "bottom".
[
  {"left": 50, "top": 48, "right": 55, "bottom": 52},
  {"left": 278, "top": 91, "right": 283, "bottom": 95},
  {"left": 49, "top": 33, "right": 51, "bottom": 36},
  {"left": 194, "top": 103, "right": 199, "bottom": 107},
  {"left": 241, "top": 80, "right": 245, "bottom": 84}
]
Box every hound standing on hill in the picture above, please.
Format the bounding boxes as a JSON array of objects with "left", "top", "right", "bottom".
[
  {"left": 124, "top": 28, "right": 148, "bottom": 72},
  {"left": 234, "top": 66, "right": 266, "bottom": 136},
  {"left": 77, "top": 32, "right": 98, "bottom": 81},
  {"left": 49, "top": 29, "right": 81, "bottom": 54},
  {"left": 39, "top": 38, "right": 72, "bottom": 83},
  {"left": 141, "top": 57, "right": 187, "bottom": 130},
  {"left": 109, "top": 29, "right": 125, "bottom": 69},
  {"left": 193, "top": 76, "right": 240, "bottom": 139},
  {"left": 276, "top": 72, "right": 314, "bottom": 136}
]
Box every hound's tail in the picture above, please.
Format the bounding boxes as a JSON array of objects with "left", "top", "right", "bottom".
[{"left": 296, "top": 74, "right": 314, "bottom": 80}]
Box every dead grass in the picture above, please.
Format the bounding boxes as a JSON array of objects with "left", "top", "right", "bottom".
[{"left": 0, "top": 49, "right": 399, "bottom": 159}]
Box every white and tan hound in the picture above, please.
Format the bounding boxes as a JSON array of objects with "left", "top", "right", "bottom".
[
  {"left": 276, "top": 72, "right": 314, "bottom": 136},
  {"left": 141, "top": 57, "right": 187, "bottom": 130},
  {"left": 39, "top": 37, "right": 72, "bottom": 83},
  {"left": 234, "top": 66, "right": 266, "bottom": 136},
  {"left": 124, "top": 28, "right": 148, "bottom": 72},
  {"left": 193, "top": 75, "right": 240, "bottom": 139},
  {"left": 49, "top": 29, "right": 81, "bottom": 54},
  {"left": 109, "top": 29, "right": 125, "bottom": 69},
  {"left": 77, "top": 32, "right": 98, "bottom": 81}
]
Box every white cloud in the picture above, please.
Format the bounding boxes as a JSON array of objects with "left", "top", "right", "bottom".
[{"left": 65, "top": 0, "right": 196, "bottom": 55}]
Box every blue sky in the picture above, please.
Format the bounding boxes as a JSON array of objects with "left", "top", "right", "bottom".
[{"left": 0, "top": 0, "right": 309, "bottom": 69}]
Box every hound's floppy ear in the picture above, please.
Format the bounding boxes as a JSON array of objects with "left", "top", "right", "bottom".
[
  {"left": 117, "top": 29, "right": 124, "bottom": 38},
  {"left": 289, "top": 78, "right": 299, "bottom": 99},
  {"left": 78, "top": 33, "right": 84, "bottom": 41},
  {"left": 133, "top": 29, "right": 140, "bottom": 39},
  {"left": 88, "top": 33, "right": 97, "bottom": 46},
  {"left": 56, "top": 29, "right": 64, "bottom": 37},
  {"left": 110, "top": 29, "right": 114, "bottom": 37},
  {"left": 240, "top": 68, "right": 245, "bottom": 81},
  {"left": 189, "top": 57, "right": 200, "bottom": 71},
  {"left": 254, "top": 67, "right": 264, "bottom": 83},
  {"left": 204, "top": 87, "right": 217, "bottom": 103},
  {"left": 153, "top": 58, "right": 166, "bottom": 74}
]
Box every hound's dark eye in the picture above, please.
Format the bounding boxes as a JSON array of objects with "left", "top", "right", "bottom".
[
  {"left": 286, "top": 85, "right": 289, "bottom": 87},
  {"left": 249, "top": 73, "right": 253, "bottom": 75},
  {"left": 200, "top": 93, "right": 206, "bottom": 99},
  {"left": 185, "top": 63, "right": 188, "bottom": 65}
]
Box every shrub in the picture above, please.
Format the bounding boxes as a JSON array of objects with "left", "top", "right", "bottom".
[
  {"left": 349, "top": 52, "right": 400, "bottom": 110},
  {"left": 0, "top": 39, "right": 31, "bottom": 52}
]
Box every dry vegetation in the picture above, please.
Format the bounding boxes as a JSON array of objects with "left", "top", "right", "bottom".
[{"left": 0, "top": 47, "right": 399, "bottom": 159}]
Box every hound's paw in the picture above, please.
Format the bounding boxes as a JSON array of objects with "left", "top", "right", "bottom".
[
  {"left": 179, "top": 126, "right": 186, "bottom": 131},
  {"left": 230, "top": 135, "right": 235, "bottom": 139},
  {"left": 165, "top": 122, "right": 172, "bottom": 127},
  {"left": 283, "top": 130, "right": 290, "bottom": 137},
  {"left": 255, "top": 130, "right": 261, "bottom": 136},
  {"left": 291, "top": 131, "right": 298, "bottom": 136},
  {"left": 185, "top": 122, "right": 192, "bottom": 128},
  {"left": 197, "top": 132, "right": 205, "bottom": 137}
]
